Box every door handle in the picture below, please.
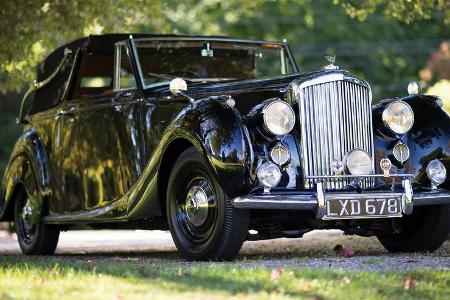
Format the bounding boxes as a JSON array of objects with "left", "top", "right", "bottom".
[{"left": 57, "top": 109, "right": 76, "bottom": 116}]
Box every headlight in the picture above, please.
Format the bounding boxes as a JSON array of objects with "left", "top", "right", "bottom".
[
  {"left": 382, "top": 101, "right": 414, "bottom": 134},
  {"left": 263, "top": 100, "right": 295, "bottom": 136},
  {"left": 257, "top": 162, "right": 281, "bottom": 188},
  {"left": 345, "top": 149, "right": 373, "bottom": 175},
  {"left": 426, "top": 159, "right": 446, "bottom": 186}
]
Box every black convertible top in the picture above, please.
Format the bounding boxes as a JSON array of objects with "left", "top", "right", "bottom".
[{"left": 37, "top": 33, "right": 258, "bottom": 81}]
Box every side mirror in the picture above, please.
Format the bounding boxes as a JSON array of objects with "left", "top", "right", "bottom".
[
  {"left": 169, "top": 78, "right": 188, "bottom": 95},
  {"left": 169, "top": 78, "right": 194, "bottom": 104}
]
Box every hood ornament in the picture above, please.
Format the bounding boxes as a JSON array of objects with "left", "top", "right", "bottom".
[{"left": 324, "top": 55, "right": 339, "bottom": 70}]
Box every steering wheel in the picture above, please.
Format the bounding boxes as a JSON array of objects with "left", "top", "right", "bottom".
[{"left": 167, "top": 70, "right": 201, "bottom": 79}]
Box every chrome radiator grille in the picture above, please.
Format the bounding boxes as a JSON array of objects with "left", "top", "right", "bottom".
[{"left": 294, "top": 75, "right": 375, "bottom": 189}]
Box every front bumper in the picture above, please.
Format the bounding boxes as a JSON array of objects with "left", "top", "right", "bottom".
[{"left": 232, "top": 176, "right": 450, "bottom": 219}]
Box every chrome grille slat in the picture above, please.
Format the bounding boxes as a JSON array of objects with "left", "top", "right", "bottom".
[{"left": 295, "top": 76, "right": 374, "bottom": 189}]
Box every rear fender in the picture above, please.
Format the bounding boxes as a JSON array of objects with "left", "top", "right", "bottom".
[{"left": 0, "top": 129, "right": 49, "bottom": 221}]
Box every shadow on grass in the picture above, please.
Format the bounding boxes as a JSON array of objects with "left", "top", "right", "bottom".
[
  {"left": 1, "top": 254, "right": 446, "bottom": 300},
  {"left": 0, "top": 254, "right": 328, "bottom": 299}
]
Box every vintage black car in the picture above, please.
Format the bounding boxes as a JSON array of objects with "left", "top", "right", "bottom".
[{"left": 1, "top": 34, "right": 449, "bottom": 260}]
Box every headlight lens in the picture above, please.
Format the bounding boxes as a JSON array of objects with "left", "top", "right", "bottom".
[
  {"left": 257, "top": 162, "right": 282, "bottom": 188},
  {"left": 346, "top": 149, "right": 373, "bottom": 175},
  {"left": 382, "top": 101, "right": 414, "bottom": 134},
  {"left": 426, "top": 159, "right": 446, "bottom": 186},
  {"left": 263, "top": 100, "right": 295, "bottom": 136}
]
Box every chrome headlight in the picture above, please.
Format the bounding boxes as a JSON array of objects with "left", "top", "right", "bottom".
[
  {"left": 382, "top": 101, "right": 414, "bottom": 134},
  {"left": 345, "top": 149, "right": 373, "bottom": 175},
  {"left": 263, "top": 100, "right": 295, "bottom": 136}
]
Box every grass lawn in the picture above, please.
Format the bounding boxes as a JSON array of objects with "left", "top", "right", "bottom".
[{"left": 0, "top": 255, "right": 449, "bottom": 300}]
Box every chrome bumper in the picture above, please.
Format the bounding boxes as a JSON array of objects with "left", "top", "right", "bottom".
[{"left": 232, "top": 177, "right": 450, "bottom": 219}]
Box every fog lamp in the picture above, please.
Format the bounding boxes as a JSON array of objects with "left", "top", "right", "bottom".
[
  {"left": 426, "top": 159, "right": 447, "bottom": 186},
  {"left": 257, "top": 162, "right": 281, "bottom": 188},
  {"left": 345, "top": 149, "right": 373, "bottom": 175}
]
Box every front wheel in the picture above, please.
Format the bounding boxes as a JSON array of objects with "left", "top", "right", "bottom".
[
  {"left": 377, "top": 204, "right": 450, "bottom": 252},
  {"left": 166, "top": 147, "right": 249, "bottom": 261},
  {"left": 14, "top": 189, "right": 60, "bottom": 255}
]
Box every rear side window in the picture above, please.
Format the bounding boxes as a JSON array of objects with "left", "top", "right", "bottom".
[{"left": 69, "top": 52, "right": 114, "bottom": 100}]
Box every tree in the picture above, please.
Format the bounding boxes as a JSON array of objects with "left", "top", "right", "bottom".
[
  {"left": 336, "top": 0, "right": 450, "bottom": 24},
  {"left": 1, "top": 0, "right": 449, "bottom": 96}
]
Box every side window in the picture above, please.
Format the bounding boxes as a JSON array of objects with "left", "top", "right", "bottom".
[
  {"left": 115, "top": 44, "right": 136, "bottom": 90},
  {"left": 69, "top": 51, "right": 114, "bottom": 100}
]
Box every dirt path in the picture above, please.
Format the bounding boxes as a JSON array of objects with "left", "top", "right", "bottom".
[{"left": 1, "top": 230, "right": 449, "bottom": 272}]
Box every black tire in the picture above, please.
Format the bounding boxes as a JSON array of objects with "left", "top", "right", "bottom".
[
  {"left": 14, "top": 189, "right": 60, "bottom": 255},
  {"left": 377, "top": 204, "right": 450, "bottom": 252},
  {"left": 166, "top": 147, "right": 249, "bottom": 261}
]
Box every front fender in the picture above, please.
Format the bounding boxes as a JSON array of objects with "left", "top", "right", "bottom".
[
  {"left": 163, "top": 97, "right": 253, "bottom": 197},
  {"left": 372, "top": 95, "right": 450, "bottom": 189},
  {"left": 0, "top": 128, "right": 49, "bottom": 220}
]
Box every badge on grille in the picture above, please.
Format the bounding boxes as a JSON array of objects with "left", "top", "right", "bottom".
[{"left": 331, "top": 159, "right": 344, "bottom": 175}]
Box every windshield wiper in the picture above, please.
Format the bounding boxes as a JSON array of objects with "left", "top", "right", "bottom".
[{"left": 146, "top": 72, "right": 193, "bottom": 83}]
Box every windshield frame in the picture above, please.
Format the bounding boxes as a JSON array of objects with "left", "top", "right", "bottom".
[{"left": 129, "top": 36, "right": 299, "bottom": 90}]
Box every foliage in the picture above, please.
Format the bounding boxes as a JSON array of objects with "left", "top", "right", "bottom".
[
  {"left": 1, "top": 0, "right": 449, "bottom": 94},
  {"left": 0, "top": 255, "right": 449, "bottom": 300},
  {"left": 336, "top": 0, "right": 450, "bottom": 24}
]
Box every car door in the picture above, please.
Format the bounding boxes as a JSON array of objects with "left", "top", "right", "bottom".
[{"left": 58, "top": 44, "right": 146, "bottom": 213}]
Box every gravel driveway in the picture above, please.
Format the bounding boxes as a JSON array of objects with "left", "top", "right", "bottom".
[{"left": 1, "top": 230, "right": 449, "bottom": 272}]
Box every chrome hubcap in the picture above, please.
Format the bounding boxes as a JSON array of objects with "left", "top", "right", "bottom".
[
  {"left": 185, "top": 185, "right": 209, "bottom": 226},
  {"left": 21, "top": 200, "right": 33, "bottom": 230}
]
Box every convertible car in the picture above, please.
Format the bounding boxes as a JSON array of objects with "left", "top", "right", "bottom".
[{"left": 1, "top": 34, "right": 449, "bottom": 260}]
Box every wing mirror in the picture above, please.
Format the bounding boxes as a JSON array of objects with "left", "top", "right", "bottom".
[
  {"left": 169, "top": 78, "right": 194, "bottom": 104},
  {"left": 169, "top": 78, "right": 187, "bottom": 95}
]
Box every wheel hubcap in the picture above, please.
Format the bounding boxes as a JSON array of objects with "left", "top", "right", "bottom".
[
  {"left": 17, "top": 197, "right": 37, "bottom": 244},
  {"left": 21, "top": 200, "right": 34, "bottom": 230},
  {"left": 185, "top": 185, "right": 209, "bottom": 226},
  {"left": 175, "top": 176, "right": 217, "bottom": 243}
]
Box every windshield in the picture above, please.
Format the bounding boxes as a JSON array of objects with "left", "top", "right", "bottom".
[{"left": 134, "top": 40, "right": 296, "bottom": 87}]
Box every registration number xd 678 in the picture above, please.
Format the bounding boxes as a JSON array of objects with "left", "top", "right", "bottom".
[{"left": 324, "top": 196, "right": 402, "bottom": 219}]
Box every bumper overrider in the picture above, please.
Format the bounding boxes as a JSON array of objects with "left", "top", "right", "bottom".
[{"left": 232, "top": 174, "right": 450, "bottom": 220}]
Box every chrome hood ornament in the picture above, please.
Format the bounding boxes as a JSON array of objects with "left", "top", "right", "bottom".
[{"left": 324, "top": 55, "right": 339, "bottom": 70}]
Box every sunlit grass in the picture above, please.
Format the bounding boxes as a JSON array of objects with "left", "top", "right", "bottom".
[{"left": 0, "top": 255, "right": 448, "bottom": 300}]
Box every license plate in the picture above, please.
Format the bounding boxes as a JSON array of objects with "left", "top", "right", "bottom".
[{"left": 324, "top": 196, "right": 402, "bottom": 220}]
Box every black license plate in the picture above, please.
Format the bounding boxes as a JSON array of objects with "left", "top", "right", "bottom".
[{"left": 324, "top": 196, "right": 402, "bottom": 219}]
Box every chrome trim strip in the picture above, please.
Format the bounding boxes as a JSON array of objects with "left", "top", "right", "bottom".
[{"left": 306, "top": 174, "right": 414, "bottom": 179}]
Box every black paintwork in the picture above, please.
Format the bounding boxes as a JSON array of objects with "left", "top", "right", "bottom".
[{"left": 1, "top": 34, "right": 448, "bottom": 229}]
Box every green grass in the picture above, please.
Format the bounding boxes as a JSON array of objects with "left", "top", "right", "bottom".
[{"left": 0, "top": 255, "right": 449, "bottom": 300}]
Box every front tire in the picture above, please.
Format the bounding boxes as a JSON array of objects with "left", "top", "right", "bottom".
[
  {"left": 14, "top": 189, "right": 60, "bottom": 255},
  {"left": 166, "top": 147, "right": 249, "bottom": 261},
  {"left": 377, "top": 204, "right": 450, "bottom": 252}
]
